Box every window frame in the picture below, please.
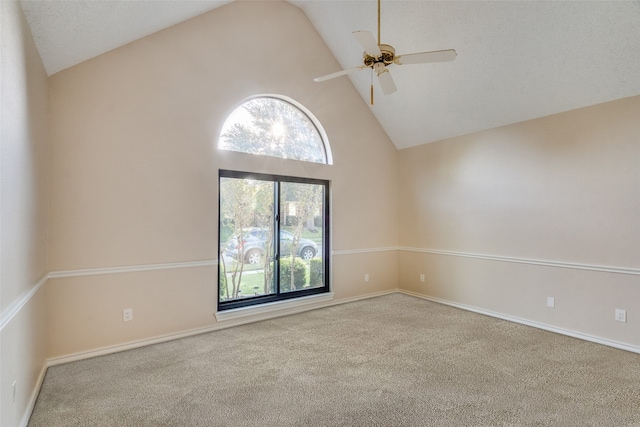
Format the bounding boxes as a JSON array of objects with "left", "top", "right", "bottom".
[
  {"left": 218, "top": 169, "right": 331, "bottom": 311},
  {"left": 218, "top": 94, "right": 333, "bottom": 165}
]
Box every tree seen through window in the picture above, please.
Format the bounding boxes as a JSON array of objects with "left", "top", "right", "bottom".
[
  {"left": 219, "top": 96, "right": 328, "bottom": 164},
  {"left": 218, "top": 172, "right": 329, "bottom": 310}
]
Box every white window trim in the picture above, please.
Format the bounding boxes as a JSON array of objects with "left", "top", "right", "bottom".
[
  {"left": 218, "top": 94, "right": 333, "bottom": 165},
  {"left": 215, "top": 291, "right": 334, "bottom": 322}
]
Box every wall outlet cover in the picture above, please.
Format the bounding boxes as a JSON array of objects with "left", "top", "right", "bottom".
[{"left": 615, "top": 309, "right": 627, "bottom": 323}]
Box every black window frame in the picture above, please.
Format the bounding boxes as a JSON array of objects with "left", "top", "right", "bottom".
[{"left": 218, "top": 169, "right": 330, "bottom": 311}]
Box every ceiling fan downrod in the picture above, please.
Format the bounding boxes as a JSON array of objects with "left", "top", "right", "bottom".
[
  {"left": 377, "top": 0, "right": 381, "bottom": 46},
  {"left": 313, "top": 0, "right": 457, "bottom": 103}
]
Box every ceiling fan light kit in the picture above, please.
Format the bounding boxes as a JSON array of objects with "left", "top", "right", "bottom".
[{"left": 314, "top": 0, "right": 457, "bottom": 105}]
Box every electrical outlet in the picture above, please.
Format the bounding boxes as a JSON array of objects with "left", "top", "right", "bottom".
[
  {"left": 364, "top": 274, "right": 369, "bottom": 282},
  {"left": 420, "top": 274, "right": 425, "bottom": 282},
  {"left": 123, "top": 308, "right": 133, "bottom": 322},
  {"left": 547, "top": 297, "right": 555, "bottom": 308},
  {"left": 615, "top": 309, "right": 626, "bottom": 323},
  {"left": 12, "top": 381, "right": 16, "bottom": 404}
]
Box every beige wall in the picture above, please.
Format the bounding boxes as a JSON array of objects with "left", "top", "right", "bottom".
[
  {"left": 47, "top": 1, "right": 399, "bottom": 359},
  {"left": 398, "top": 96, "right": 640, "bottom": 347},
  {"left": 0, "top": 1, "right": 49, "bottom": 425},
  {"left": 3, "top": 1, "right": 637, "bottom": 422}
]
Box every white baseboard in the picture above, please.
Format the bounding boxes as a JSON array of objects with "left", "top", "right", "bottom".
[
  {"left": 30, "top": 287, "right": 637, "bottom": 426},
  {"left": 20, "top": 363, "right": 47, "bottom": 427},
  {"left": 47, "top": 288, "right": 397, "bottom": 367},
  {"left": 48, "top": 287, "right": 639, "bottom": 367},
  {"left": 37, "top": 292, "right": 353, "bottom": 423},
  {"left": 398, "top": 289, "right": 640, "bottom": 354}
]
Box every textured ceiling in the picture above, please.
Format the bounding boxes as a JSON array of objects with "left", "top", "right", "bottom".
[
  {"left": 19, "top": 0, "right": 232, "bottom": 75},
  {"left": 19, "top": 0, "right": 640, "bottom": 149}
]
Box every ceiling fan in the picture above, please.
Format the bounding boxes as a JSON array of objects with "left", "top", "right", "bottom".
[{"left": 314, "top": 0, "right": 457, "bottom": 105}]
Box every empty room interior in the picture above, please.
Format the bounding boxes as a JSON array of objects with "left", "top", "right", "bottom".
[{"left": 2, "top": 0, "right": 639, "bottom": 425}]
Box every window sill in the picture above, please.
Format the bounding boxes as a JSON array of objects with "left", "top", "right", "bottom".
[{"left": 215, "top": 292, "right": 335, "bottom": 322}]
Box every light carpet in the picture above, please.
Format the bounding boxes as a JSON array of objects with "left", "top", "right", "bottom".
[{"left": 29, "top": 293, "right": 640, "bottom": 426}]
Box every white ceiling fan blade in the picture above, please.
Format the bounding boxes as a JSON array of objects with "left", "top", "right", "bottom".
[
  {"left": 396, "top": 49, "right": 457, "bottom": 65},
  {"left": 377, "top": 70, "right": 397, "bottom": 95},
  {"left": 353, "top": 30, "right": 381, "bottom": 57},
  {"left": 314, "top": 66, "right": 362, "bottom": 82}
]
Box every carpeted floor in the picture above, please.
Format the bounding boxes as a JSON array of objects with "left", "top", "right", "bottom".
[{"left": 29, "top": 293, "right": 640, "bottom": 426}]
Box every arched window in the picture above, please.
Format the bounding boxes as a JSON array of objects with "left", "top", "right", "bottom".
[
  {"left": 218, "top": 95, "right": 332, "bottom": 165},
  {"left": 216, "top": 96, "right": 332, "bottom": 314}
]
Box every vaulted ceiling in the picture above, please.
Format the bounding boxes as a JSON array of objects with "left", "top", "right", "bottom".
[{"left": 19, "top": 0, "right": 640, "bottom": 149}]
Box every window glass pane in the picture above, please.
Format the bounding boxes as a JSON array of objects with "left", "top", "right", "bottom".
[
  {"left": 279, "top": 182, "right": 325, "bottom": 293},
  {"left": 219, "top": 177, "right": 276, "bottom": 302},
  {"left": 219, "top": 97, "right": 327, "bottom": 164},
  {"left": 218, "top": 171, "right": 329, "bottom": 311}
]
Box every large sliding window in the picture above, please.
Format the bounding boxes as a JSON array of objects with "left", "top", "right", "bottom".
[{"left": 218, "top": 170, "right": 329, "bottom": 311}]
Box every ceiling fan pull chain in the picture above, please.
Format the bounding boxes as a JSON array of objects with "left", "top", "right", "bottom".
[
  {"left": 312, "top": 0, "right": 455, "bottom": 101},
  {"left": 370, "top": 69, "right": 374, "bottom": 105}
]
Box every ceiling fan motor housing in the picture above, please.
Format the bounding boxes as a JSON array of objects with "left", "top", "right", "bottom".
[{"left": 363, "top": 44, "right": 396, "bottom": 67}]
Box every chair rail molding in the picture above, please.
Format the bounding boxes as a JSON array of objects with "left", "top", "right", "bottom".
[
  {"left": 0, "top": 273, "right": 48, "bottom": 332},
  {"left": 48, "top": 259, "right": 218, "bottom": 279},
  {"left": 332, "top": 247, "right": 398, "bottom": 255},
  {"left": 399, "top": 247, "right": 640, "bottom": 276}
]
